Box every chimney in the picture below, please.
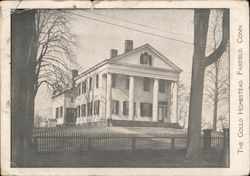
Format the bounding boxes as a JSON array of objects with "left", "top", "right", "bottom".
[
  {"left": 124, "top": 40, "right": 133, "bottom": 53},
  {"left": 71, "top": 69, "right": 78, "bottom": 88},
  {"left": 110, "top": 49, "right": 118, "bottom": 59}
]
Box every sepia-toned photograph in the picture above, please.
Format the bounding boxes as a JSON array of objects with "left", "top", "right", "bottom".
[
  {"left": 1, "top": 1, "right": 249, "bottom": 175},
  {"left": 10, "top": 8, "right": 230, "bottom": 168}
]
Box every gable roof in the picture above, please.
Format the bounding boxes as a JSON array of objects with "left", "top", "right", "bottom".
[
  {"left": 75, "top": 43, "right": 182, "bottom": 80},
  {"left": 110, "top": 43, "right": 182, "bottom": 72}
]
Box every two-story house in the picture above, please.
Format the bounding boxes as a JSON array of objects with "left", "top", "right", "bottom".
[{"left": 51, "top": 40, "right": 182, "bottom": 127}]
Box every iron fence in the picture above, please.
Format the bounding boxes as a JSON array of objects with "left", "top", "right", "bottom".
[
  {"left": 33, "top": 130, "right": 227, "bottom": 153},
  {"left": 33, "top": 131, "right": 188, "bottom": 153}
]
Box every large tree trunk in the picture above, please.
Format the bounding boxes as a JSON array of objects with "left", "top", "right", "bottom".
[
  {"left": 11, "top": 10, "right": 36, "bottom": 167},
  {"left": 186, "top": 9, "right": 229, "bottom": 163},
  {"left": 212, "top": 61, "right": 219, "bottom": 132},
  {"left": 186, "top": 9, "right": 210, "bottom": 162}
]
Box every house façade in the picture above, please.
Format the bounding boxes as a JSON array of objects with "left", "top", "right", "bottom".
[{"left": 51, "top": 40, "right": 182, "bottom": 128}]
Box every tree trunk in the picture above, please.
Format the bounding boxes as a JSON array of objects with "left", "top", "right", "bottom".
[
  {"left": 186, "top": 9, "right": 210, "bottom": 162},
  {"left": 212, "top": 61, "right": 219, "bottom": 132},
  {"left": 11, "top": 10, "right": 36, "bottom": 167}
]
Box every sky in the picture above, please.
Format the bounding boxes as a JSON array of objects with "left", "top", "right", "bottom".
[{"left": 35, "top": 9, "right": 228, "bottom": 127}]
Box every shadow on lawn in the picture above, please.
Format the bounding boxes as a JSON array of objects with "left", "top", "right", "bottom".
[{"left": 30, "top": 149, "right": 225, "bottom": 168}]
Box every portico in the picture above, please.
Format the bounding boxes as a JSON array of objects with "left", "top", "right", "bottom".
[{"left": 104, "top": 69, "right": 179, "bottom": 123}]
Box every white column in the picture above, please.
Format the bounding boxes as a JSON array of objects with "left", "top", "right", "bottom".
[
  {"left": 128, "top": 76, "right": 134, "bottom": 120},
  {"left": 106, "top": 73, "right": 112, "bottom": 119},
  {"left": 166, "top": 81, "right": 172, "bottom": 123},
  {"left": 171, "top": 82, "right": 178, "bottom": 123},
  {"left": 152, "top": 78, "right": 159, "bottom": 122}
]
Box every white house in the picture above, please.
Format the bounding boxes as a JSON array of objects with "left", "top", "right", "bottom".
[{"left": 51, "top": 40, "right": 182, "bottom": 127}]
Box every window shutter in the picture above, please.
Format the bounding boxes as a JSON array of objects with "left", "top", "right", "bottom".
[
  {"left": 97, "top": 100, "right": 100, "bottom": 114},
  {"left": 96, "top": 74, "right": 99, "bottom": 88},
  {"left": 149, "top": 104, "right": 152, "bottom": 117},
  {"left": 140, "top": 103, "right": 143, "bottom": 116},
  {"left": 123, "top": 101, "right": 126, "bottom": 115},
  {"left": 140, "top": 54, "right": 143, "bottom": 64},
  {"left": 134, "top": 102, "right": 136, "bottom": 116},
  {"left": 149, "top": 55, "right": 152, "bottom": 65},
  {"left": 116, "top": 101, "right": 119, "bottom": 115}
]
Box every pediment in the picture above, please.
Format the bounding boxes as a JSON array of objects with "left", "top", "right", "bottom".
[{"left": 110, "top": 44, "right": 182, "bottom": 72}]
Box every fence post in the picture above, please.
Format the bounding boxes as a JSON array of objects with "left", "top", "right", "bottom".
[
  {"left": 203, "top": 129, "right": 212, "bottom": 150},
  {"left": 132, "top": 137, "right": 136, "bottom": 150},
  {"left": 88, "top": 138, "right": 91, "bottom": 151},
  {"left": 221, "top": 128, "right": 229, "bottom": 167}
]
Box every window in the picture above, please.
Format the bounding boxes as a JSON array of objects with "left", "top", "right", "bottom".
[
  {"left": 112, "top": 74, "right": 116, "bottom": 88},
  {"left": 123, "top": 101, "right": 136, "bottom": 116},
  {"left": 94, "top": 100, "right": 100, "bottom": 115},
  {"left": 60, "top": 106, "right": 63, "bottom": 117},
  {"left": 112, "top": 100, "right": 119, "bottom": 115},
  {"left": 81, "top": 104, "right": 86, "bottom": 117},
  {"left": 89, "top": 77, "right": 92, "bottom": 90},
  {"left": 82, "top": 81, "right": 86, "bottom": 94},
  {"left": 56, "top": 107, "right": 59, "bottom": 118},
  {"left": 71, "top": 97, "right": 74, "bottom": 102},
  {"left": 76, "top": 105, "right": 80, "bottom": 117},
  {"left": 140, "top": 52, "right": 152, "bottom": 65},
  {"left": 87, "top": 102, "right": 93, "bottom": 116},
  {"left": 159, "top": 80, "right": 166, "bottom": 93},
  {"left": 77, "top": 83, "right": 81, "bottom": 95},
  {"left": 96, "top": 74, "right": 99, "bottom": 88},
  {"left": 123, "top": 101, "right": 129, "bottom": 115},
  {"left": 140, "top": 103, "right": 152, "bottom": 117},
  {"left": 143, "top": 78, "right": 150, "bottom": 91}
]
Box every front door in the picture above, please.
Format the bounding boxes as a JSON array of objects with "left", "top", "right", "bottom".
[
  {"left": 66, "top": 108, "right": 76, "bottom": 125},
  {"left": 158, "top": 106, "right": 164, "bottom": 122}
]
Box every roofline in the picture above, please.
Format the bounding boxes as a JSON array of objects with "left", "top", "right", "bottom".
[
  {"left": 111, "top": 43, "right": 183, "bottom": 72},
  {"left": 74, "top": 59, "right": 108, "bottom": 81},
  {"left": 74, "top": 43, "right": 182, "bottom": 80}
]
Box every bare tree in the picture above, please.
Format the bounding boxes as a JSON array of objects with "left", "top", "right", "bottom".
[
  {"left": 177, "top": 82, "right": 190, "bottom": 128},
  {"left": 34, "top": 10, "right": 78, "bottom": 95},
  {"left": 204, "top": 10, "right": 229, "bottom": 132},
  {"left": 186, "top": 9, "right": 229, "bottom": 163},
  {"left": 11, "top": 10, "right": 78, "bottom": 166}
]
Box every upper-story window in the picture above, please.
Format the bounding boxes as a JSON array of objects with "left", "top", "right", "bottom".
[
  {"left": 96, "top": 74, "right": 99, "bottom": 88},
  {"left": 159, "top": 80, "right": 166, "bottom": 93},
  {"left": 140, "top": 52, "right": 152, "bottom": 66},
  {"left": 89, "top": 77, "right": 92, "bottom": 90},
  {"left": 143, "top": 77, "right": 150, "bottom": 91},
  {"left": 77, "top": 83, "right": 81, "bottom": 95},
  {"left": 112, "top": 74, "right": 116, "bottom": 88},
  {"left": 82, "top": 80, "right": 86, "bottom": 94}
]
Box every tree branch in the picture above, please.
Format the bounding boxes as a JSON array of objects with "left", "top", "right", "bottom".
[{"left": 204, "top": 9, "right": 229, "bottom": 67}]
